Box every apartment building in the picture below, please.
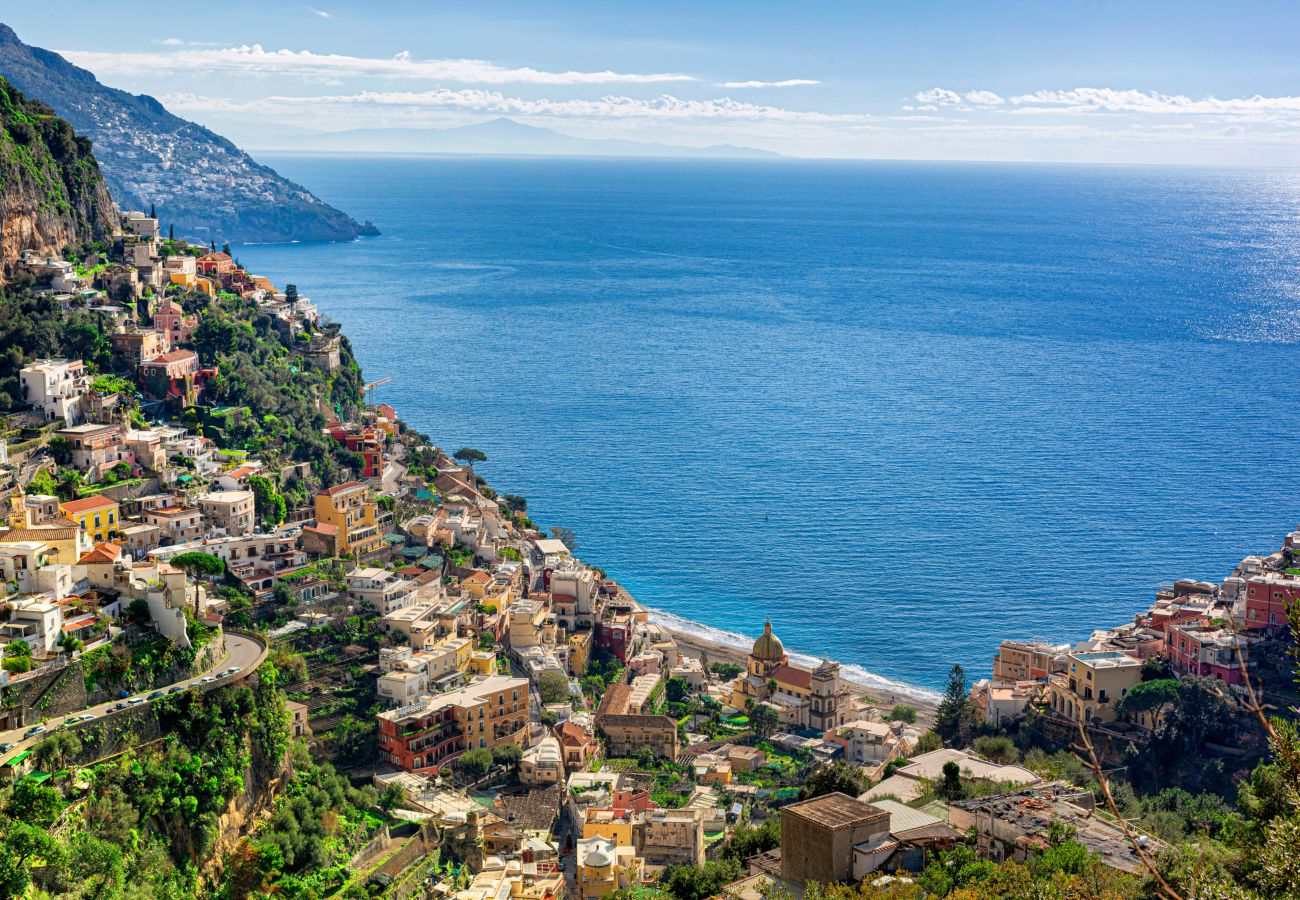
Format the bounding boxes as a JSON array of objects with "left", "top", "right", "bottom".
[
  {"left": 1165, "top": 622, "right": 1250, "bottom": 685},
  {"left": 376, "top": 675, "right": 529, "bottom": 773},
  {"left": 348, "top": 567, "right": 417, "bottom": 613},
  {"left": 197, "top": 490, "right": 256, "bottom": 536},
  {"left": 56, "top": 423, "right": 132, "bottom": 480},
  {"left": 1047, "top": 651, "right": 1142, "bottom": 724},
  {"left": 20, "top": 358, "right": 89, "bottom": 424},
  {"left": 1243, "top": 573, "right": 1298, "bottom": 630},
  {"left": 635, "top": 808, "right": 705, "bottom": 867},
  {"left": 59, "top": 496, "right": 121, "bottom": 544},
  {"left": 143, "top": 505, "right": 205, "bottom": 545},
  {"left": 314, "top": 482, "right": 382, "bottom": 557},
  {"left": 992, "top": 639, "right": 1068, "bottom": 682}
]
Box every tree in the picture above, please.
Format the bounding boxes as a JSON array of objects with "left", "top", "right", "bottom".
[
  {"left": 550, "top": 525, "right": 578, "bottom": 551},
  {"left": 249, "top": 474, "right": 287, "bottom": 526},
  {"left": 7, "top": 780, "right": 63, "bottom": 828},
  {"left": 665, "top": 676, "right": 689, "bottom": 704},
  {"left": 149, "top": 203, "right": 156, "bottom": 218},
  {"left": 378, "top": 781, "right": 406, "bottom": 814},
  {"left": 493, "top": 743, "right": 523, "bottom": 774},
  {"left": 709, "top": 662, "right": 742, "bottom": 681},
  {"left": 1116, "top": 678, "right": 1180, "bottom": 723},
  {"left": 718, "top": 819, "right": 780, "bottom": 865},
  {"left": 169, "top": 551, "right": 226, "bottom": 619},
  {"left": 749, "top": 702, "right": 779, "bottom": 739},
  {"left": 453, "top": 747, "right": 493, "bottom": 782},
  {"left": 972, "top": 734, "right": 1019, "bottom": 765},
  {"left": 661, "top": 859, "right": 741, "bottom": 900},
  {"left": 800, "top": 760, "right": 868, "bottom": 800},
  {"left": 285, "top": 283, "right": 299, "bottom": 306},
  {"left": 940, "top": 760, "right": 964, "bottom": 799},
  {"left": 453, "top": 447, "right": 487, "bottom": 464},
  {"left": 537, "top": 670, "right": 571, "bottom": 705},
  {"left": 503, "top": 494, "right": 527, "bottom": 512},
  {"left": 934, "top": 664, "right": 975, "bottom": 747},
  {"left": 887, "top": 704, "right": 917, "bottom": 724},
  {"left": 47, "top": 434, "right": 73, "bottom": 465},
  {"left": 168, "top": 223, "right": 174, "bottom": 240},
  {"left": 0, "top": 823, "right": 62, "bottom": 900},
  {"left": 126, "top": 598, "right": 151, "bottom": 625},
  {"left": 1141, "top": 656, "right": 1174, "bottom": 681}
]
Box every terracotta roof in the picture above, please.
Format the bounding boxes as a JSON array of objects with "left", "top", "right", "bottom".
[
  {"left": 772, "top": 664, "right": 812, "bottom": 690},
  {"left": 305, "top": 522, "right": 339, "bottom": 536},
  {"left": 0, "top": 527, "right": 79, "bottom": 542},
  {"left": 59, "top": 496, "right": 118, "bottom": 515},
  {"left": 556, "top": 721, "right": 592, "bottom": 746},
  {"left": 463, "top": 570, "right": 490, "bottom": 585},
  {"left": 144, "top": 350, "right": 197, "bottom": 364},
  {"left": 226, "top": 465, "right": 256, "bottom": 478},
  {"left": 319, "top": 481, "right": 365, "bottom": 497},
  {"left": 78, "top": 542, "right": 121, "bottom": 565}
]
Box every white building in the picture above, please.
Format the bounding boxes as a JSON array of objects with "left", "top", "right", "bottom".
[
  {"left": 20, "top": 358, "right": 90, "bottom": 425},
  {"left": 348, "top": 567, "right": 417, "bottom": 614}
]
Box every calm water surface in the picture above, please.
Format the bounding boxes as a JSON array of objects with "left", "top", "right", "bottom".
[{"left": 237, "top": 156, "right": 1300, "bottom": 697}]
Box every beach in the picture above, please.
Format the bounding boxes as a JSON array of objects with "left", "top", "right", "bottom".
[{"left": 655, "top": 616, "right": 938, "bottom": 720}]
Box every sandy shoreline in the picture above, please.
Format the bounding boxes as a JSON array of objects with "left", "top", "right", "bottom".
[{"left": 659, "top": 619, "right": 938, "bottom": 720}]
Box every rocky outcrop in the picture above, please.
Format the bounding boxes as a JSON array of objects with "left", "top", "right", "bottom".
[
  {"left": 0, "top": 24, "right": 378, "bottom": 244},
  {"left": 0, "top": 75, "right": 115, "bottom": 277}
]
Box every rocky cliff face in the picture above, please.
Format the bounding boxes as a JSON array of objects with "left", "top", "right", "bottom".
[
  {"left": 0, "top": 24, "right": 378, "bottom": 244},
  {"left": 0, "top": 75, "right": 115, "bottom": 277}
]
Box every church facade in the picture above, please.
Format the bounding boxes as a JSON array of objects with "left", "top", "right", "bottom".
[{"left": 730, "top": 620, "right": 846, "bottom": 732}]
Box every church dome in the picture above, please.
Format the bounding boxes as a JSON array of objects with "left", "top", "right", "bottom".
[{"left": 752, "top": 620, "right": 785, "bottom": 662}]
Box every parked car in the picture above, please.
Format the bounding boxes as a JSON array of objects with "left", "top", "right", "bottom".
[
  {"left": 148, "top": 691, "right": 164, "bottom": 700},
  {"left": 201, "top": 676, "right": 217, "bottom": 684},
  {"left": 112, "top": 702, "right": 127, "bottom": 711},
  {"left": 24, "top": 725, "right": 45, "bottom": 738},
  {"left": 226, "top": 667, "right": 241, "bottom": 675},
  {"left": 0, "top": 742, "right": 14, "bottom": 753},
  {"left": 127, "top": 697, "right": 145, "bottom": 706},
  {"left": 80, "top": 713, "right": 96, "bottom": 722},
  {"left": 168, "top": 685, "right": 184, "bottom": 694}
]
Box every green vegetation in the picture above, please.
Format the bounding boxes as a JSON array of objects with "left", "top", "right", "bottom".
[
  {"left": 887, "top": 703, "right": 917, "bottom": 723},
  {"left": 0, "top": 665, "right": 288, "bottom": 897}
]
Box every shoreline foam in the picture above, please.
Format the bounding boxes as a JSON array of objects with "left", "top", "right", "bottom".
[{"left": 646, "top": 607, "right": 941, "bottom": 713}]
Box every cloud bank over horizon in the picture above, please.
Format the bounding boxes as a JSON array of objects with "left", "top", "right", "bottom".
[{"left": 39, "top": 21, "right": 1300, "bottom": 165}]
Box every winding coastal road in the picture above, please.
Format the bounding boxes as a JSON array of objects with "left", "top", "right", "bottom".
[{"left": 0, "top": 630, "right": 267, "bottom": 764}]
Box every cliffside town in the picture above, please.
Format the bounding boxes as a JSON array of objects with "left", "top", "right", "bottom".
[
  {"left": 0, "top": 96, "right": 1296, "bottom": 900},
  {"left": 0, "top": 24, "right": 378, "bottom": 244}
]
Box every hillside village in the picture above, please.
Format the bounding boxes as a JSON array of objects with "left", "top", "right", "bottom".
[{"left": 0, "top": 142, "right": 1298, "bottom": 898}]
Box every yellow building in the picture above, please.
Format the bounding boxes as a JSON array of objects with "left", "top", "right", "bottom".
[
  {"left": 59, "top": 496, "right": 121, "bottom": 543},
  {"left": 314, "top": 481, "right": 382, "bottom": 558},
  {"left": 576, "top": 836, "right": 641, "bottom": 900},
  {"left": 582, "top": 809, "right": 634, "bottom": 847},
  {"left": 1048, "top": 651, "right": 1143, "bottom": 725}
]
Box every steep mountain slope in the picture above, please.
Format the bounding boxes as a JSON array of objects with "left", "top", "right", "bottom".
[
  {"left": 0, "top": 75, "right": 115, "bottom": 277},
  {"left": 0, "top": 24, "right": 377, "bottom": 244}
]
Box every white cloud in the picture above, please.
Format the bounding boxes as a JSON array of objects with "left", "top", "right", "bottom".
[
  {"left": 914, "top": 87, "right": 962, "bottom": 106},
  {"left": 59, "top": 44, "right": 696, "bottom": 86},
  {"left": 963, "top": 90, "right": 1004, "bottom": 106},
  {"left": 160, "top": 88, "right": 879, "bottom": 124},
  {"left": 304, "top": 5, "right": 330, "bottom": 17},
  {"left": 718, "top": 79, "right": 820, "bottom": 88},
  {"left": 1007, "top": 87, "right": 1300, "bottom": 118}
]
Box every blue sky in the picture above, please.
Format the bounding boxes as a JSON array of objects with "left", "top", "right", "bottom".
[{"left": 7, "top": 1, "right": 1300, "bottom": 163}]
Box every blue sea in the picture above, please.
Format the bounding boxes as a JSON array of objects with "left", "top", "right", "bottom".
[{"left": 237, "top": 156, "right": 1300, "bottom": 699}]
